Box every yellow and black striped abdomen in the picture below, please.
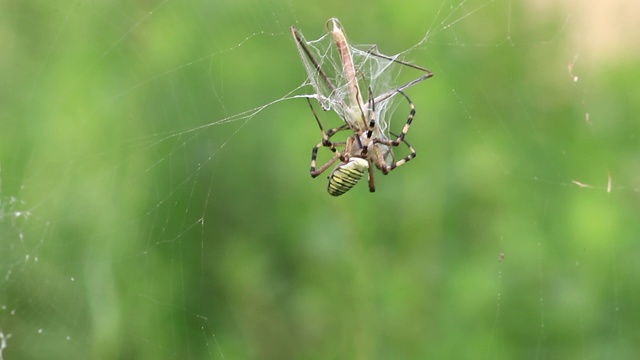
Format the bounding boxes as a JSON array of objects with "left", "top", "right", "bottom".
[{"left": 327, "top": 158, "right": 369, "bottom": 196}]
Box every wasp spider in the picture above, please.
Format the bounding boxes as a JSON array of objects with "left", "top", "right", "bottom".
[
  {"left": 292, "top": 19, "right": 432, "bottom": 196},
  {"left": 308, "top": 90, "right": 417, "bottom": 196}
]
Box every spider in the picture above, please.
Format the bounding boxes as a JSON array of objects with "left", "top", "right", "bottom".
[
  {"left": 292, "top": 18, "right": 432, "bottom": 196},
  {"left": 307, "top": 89, "right": 417, "bottom": 196}
]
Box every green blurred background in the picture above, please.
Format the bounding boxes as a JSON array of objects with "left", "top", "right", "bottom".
[{"left": 1, "top": 0, "right": 639, "bottom": 359}]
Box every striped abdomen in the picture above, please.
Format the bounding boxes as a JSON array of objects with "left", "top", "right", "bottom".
[{"left": 327, "top": 157, "right": 369, "bottom": 196}]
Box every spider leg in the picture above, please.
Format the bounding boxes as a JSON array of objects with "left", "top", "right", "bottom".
[
  {"left": 310, "top": 140, "right": 346, "bottom": 178},
  {"left": 357, "top": 87, "right": 376, "bottom": 158},
  {"left": 365, "top": 87, "right": 376, "bottom": 136},
  {"left": 373, "top": 90, "right": 417, "bottom": 174},
  {"left": 307, "top": 98, "right": 350, "bottom": 178},
  {"left": 374, "top": 137, "right": 416, "bottom": 174},
  {"left": 311, "top": 150, "right": 342, "bottom": 178},
  {"left": 388, "top": 90, "right": 415, "bottom": 145}
]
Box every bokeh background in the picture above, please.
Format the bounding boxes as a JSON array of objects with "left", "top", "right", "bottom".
[{"left": 1, "top": 0, "right": 639, "bottom": 359}]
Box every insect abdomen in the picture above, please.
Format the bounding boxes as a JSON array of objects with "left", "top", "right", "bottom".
[{"left": 327, "top": 158, "right": 369, "bottom": 196}]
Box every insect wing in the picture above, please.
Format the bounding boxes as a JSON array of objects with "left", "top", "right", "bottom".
[{"left": 291, "top": 26, "right": 342, "bottom": 112}]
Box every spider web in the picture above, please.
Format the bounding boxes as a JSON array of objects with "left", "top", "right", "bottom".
[
  {"left": 293, "top": 20, "right": 428, "bottom": 133},
  {"left": 1, "top": 0, "right": 640, "bottom": 359}
]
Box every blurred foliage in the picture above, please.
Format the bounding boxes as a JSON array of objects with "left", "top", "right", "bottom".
[{"left": 1, "top": 0, "right": 639, "bottom": 359}]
